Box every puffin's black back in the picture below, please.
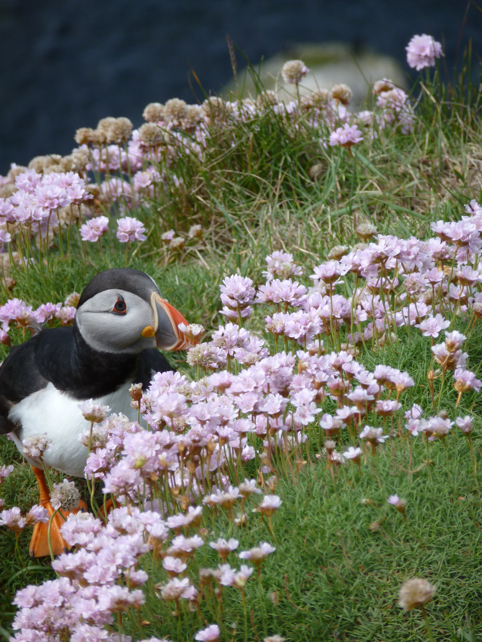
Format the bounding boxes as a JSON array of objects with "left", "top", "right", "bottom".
[{"left": 0, "top": 324, "right": 174, "bottom": 435}]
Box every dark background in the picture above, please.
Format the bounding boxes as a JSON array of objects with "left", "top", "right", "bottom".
[{"left": 0, "top": 0, "right": 479, "bottom": 175}]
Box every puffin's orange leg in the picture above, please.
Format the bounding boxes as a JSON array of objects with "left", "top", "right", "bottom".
[{"left": 29, "top": 466, "right": 88, "bottom": 558}]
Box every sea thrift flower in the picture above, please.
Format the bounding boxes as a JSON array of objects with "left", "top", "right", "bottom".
[
  {"left": 406, "top": 34, "right": 443, "bottom": 70},
  {"left": 398, "top": 578, "right": 436, "bottom": 610},
  {"left": 80, "top": 215, "right": 109, "bottom": 242},
  {"left": 255, "top": 495, "right": 282, "bottom": 517},
  {"left": 239, "top": 542, "right": 276, "bottom": 565},
  {"left": 454, "top": 369, "right": 481, "bottom": 393},
  {"left": 0, "top": 464, "right": 14, "bottom": 483},
  {"left": 79, "top": 400, "right": 111, "bottom": 423},
  {"left": 162, "top": 556, "right": 187, "bottom": 576},
  {"left": 233, "top": 564, "right": 254, "bottom": 588},
  {"left": 22, "top": 433, "right": 52, "bottom": 459},
  {"left": 50, "top": 479, "right": 81, "bottom": 511},
  {"left": 209, "top": 538, "right": 239, "bottom": 560},
  {"left": 281, "top": 60, "right": 308, "bottom": 85},
  {"left": 239, "top": 479, "right": 262, "bottom": 498},
  {"left": 343, "top": 446, "right": 362, "bottom": 464},
  {"left": 116, "top": 216, "right": 147, "bottom": 243},
  {"left": 388, "top": 495, "right": 407, "bottom": 515},
  {"left": 195, "top": 624, "right": 221, "bottom": 642},
  {"left": 416, "top": 314, "right": 450, "bottom": 338},
  {"left": 25, "top": 504, "right": 49, "bottom": 525},
  {"left": 0, "top": 507, "right": 26, "bottom": 532},
  {"left": 360, "top": 426, "right": 388, "bottom": 445},
  {"left": 329, "top": 124, "right": 363, "bottom": 149},
  {"left": 177, "top": 323, "right": 204, "bottom": 344},
  {"left": 264, "top": 251, "right": 303, "bottom": 281},
  {"left": 455, "top": 416, "right": 473, "bottom": 435},
  {"left": 160, "top": 577, "right": 197, "bottom": 602}
]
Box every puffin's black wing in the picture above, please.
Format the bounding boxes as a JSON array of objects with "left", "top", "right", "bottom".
[
  {"left": 134, "top": 348, "right": 176, "bottom": 390},
  {"left": 0, "top": 335, "right": 49, "bottom": 435}
]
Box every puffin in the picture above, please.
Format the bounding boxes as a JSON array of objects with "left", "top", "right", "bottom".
[{"left": 0, "top": 268, "right": 192, "bottom": 556}]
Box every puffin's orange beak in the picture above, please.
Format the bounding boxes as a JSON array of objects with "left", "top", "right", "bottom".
[{"left": 148, "top": 293, "right": 192, "bottom": 351}]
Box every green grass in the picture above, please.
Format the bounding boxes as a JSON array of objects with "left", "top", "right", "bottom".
[{"left": 1, "top": 50, "right": 482, "bottom": 640}]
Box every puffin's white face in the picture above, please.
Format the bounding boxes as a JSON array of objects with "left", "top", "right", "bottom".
[{"left": 76, "top": 287, "right": 190, "bottom": 354}]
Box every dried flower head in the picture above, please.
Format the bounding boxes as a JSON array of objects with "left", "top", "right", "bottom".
[
  {"left": 330, "top": 84, "right": 353, "bottom": 105},
  {"left": 164, "top": 98, "right": 188, "bottom": 124},
  {"left": 64, "top": 292, "right": 80, "bottom": 308},
  {"left": 74, "top": 127, "right": 97, "bottom": 146},
  {"left": 138, "top": 123, "right": 164, "bottom": 147},
  {"left": 355, "top": 222, "right": 378, "bottom": 241},
  {"left": 50, "top": 479, "right": 81, "bottom": 511},
  {"left": 188, "top": 224, "right": 203, "bottom": 239},
  {"left": 143, "top": 102, "right": 165, "bottom": 122},
  {"left": 374, "top": 81, "right": 396, "bottom": 99},
  {"left": 327, "top": 245, "right": 348, "bottom": 261},
  {"left": 281, "top": 59, "right": 309, "bottom": 85},
  {"left": 398, "top": 578, "right": 436, "bottom": 611}
]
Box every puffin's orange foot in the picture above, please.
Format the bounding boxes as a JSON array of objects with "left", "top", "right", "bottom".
[{"left": 29, "top": 499, "right": 88, "bottom": 558}]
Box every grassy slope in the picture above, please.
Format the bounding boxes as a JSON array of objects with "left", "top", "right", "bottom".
[{"left": 1, "top": 59, "right": 482, "bottom": 640}]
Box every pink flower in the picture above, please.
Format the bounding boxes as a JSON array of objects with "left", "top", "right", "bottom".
[
  {"left": 455, "top": 416, "right": 473, "bottom": 435},
  {"left": 195, "top": 624, "right": 221, "bottom": 642},
  {"left": 343, "top": 446, "right": 362, "bottom": 462},
  {"left": 80, "top": 216, "right": 109, "bottom": 242},
  {"left": 0, "top": 506, "right": 27, "bottom": 531},
  {"left": 220, "top": 275, "right": 255, "bottom": 309},
  {"left": 79, "top": 400, "right": 111, "bottom": 423},
  {"left": 116, "top": 216, "right": 147, "bottom": 243},
  {"left": 388, "top": 495, "right": 407, "bottom": 514},
  {"left": 22, "top": 433, "right": 52, "bottom": 459},
  {"left": 33, "top": 302, "right": 62, "bottom": 324},
  {"left": 55, "top": 306, "right": 77, "bottom": 326},
  {"left": 239, "top": 542, "right": 276, "bottom": 565},
  {"left": 406, "top": 34, "right": 443, "bottom": 70},
  {"left": 416, "top": 313, "right": 450, "bottom": 338},
  {"left": 0, "top": 464, "right": 14, "bottom": 483},
  {"left": 454, "top": 369, "right": 482, "bottom": 393},
  {"left": 160, "top": 577, "right": 197, "bottom": 601},
  {"left": 255, "top": 495, "right": 282, "bottom": 516},
  {"left": 329, "top": 124, "right": 363, "bottom": 149},
  {"left": 209, "top": 538, "right": 239, "bottom": 559}
]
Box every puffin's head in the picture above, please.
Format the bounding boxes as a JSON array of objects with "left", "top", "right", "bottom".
[{"left": 75, "top": 268, "right": 191, "bottom": 354}]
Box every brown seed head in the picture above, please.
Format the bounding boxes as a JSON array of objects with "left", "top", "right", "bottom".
[
  {"left": 281, "top": 59, "right": 308, "bottom": 85},
  {"left": 257, "top": 90, "right": 279, "bottom": 108},
  {"left": 74, "top": 127, "right": 97, "bottom": 145},
  {"left": 356, "top": 222, "right": 378, "bottom": 241},
  {"left": 398, "top": 578, "right": 436, "bottom": 611},
  {"left": 327, "top": 245, "right": 348, "bottom": 261},
  {"left": 143, "top": 102, "right": 165, "bottom": 122},
  {"left": 7, "top": 165, "right": 28, "bottom": 181},
  {"left": 373, "top": 78, "right": 395, "bottom": 95},
  {"left": 138, "top": 123, "right": 164, "bottom": 147},
  {"left": 331, "top": 84, "right": 353, "bottom": 105},
  {"left": 164, "top": 98, "right": 188, "bottom": 124}
]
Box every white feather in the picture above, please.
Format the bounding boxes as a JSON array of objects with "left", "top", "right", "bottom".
[{"left": 9, "top": 382, "right": 137, "bottom": 477}]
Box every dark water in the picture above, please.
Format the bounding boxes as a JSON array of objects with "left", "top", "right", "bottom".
[{"left": 0, "top": 0, "right": 479, "bottom": 174}]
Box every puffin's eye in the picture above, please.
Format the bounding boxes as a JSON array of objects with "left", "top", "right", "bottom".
[{"left": 112, "top": 296, "right": 127, "bottom": 315}]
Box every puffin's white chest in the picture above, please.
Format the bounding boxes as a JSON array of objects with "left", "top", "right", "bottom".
[{"left": 8, "top": 382, "right": 137, "bottom": 477}]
